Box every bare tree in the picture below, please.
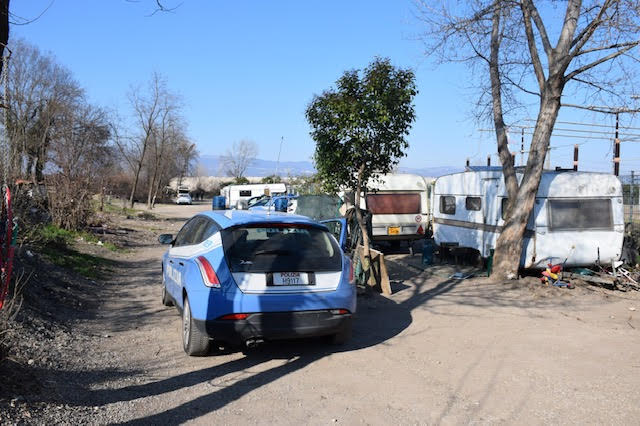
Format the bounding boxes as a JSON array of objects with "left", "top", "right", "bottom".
[
  {"left": 144, "top": 89, "right": 184, "bottom": 208},
  {"left": 3, "top": 39, "right": 83, "bottom": 186},
  {"left": 420, "top": 0, "right": 640, "bottom": 280},
  {"left": 116, "top": 72, "right": 167, "bottom": 208},
  {"left": 221, "top": 139, "right": 258, "bottom": 179},
  {"left": 47, "top": 101, "right": 111, "bottom": 229}
]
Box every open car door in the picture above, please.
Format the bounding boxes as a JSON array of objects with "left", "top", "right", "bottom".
[{"left": 320, "top": 218, "right": 348, "bottom": 252}]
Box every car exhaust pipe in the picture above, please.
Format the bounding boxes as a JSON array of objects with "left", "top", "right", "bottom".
[{"left": 245, "top": 338, "right": 264, "bottom": 349}]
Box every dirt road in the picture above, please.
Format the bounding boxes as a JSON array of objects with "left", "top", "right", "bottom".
[{"left": 9, "top": 202, "right": 640, "bottom": 424}]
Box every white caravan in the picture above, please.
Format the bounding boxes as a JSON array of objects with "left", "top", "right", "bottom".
[
  {"left": 220, "top": 183, "right": 287, "bottom": 209},
  {"left": 432, "top": 168, "right": 624, "bottom": 268},
  {"left": 344, "top": 173, "right": 434, "bottom": 243}
]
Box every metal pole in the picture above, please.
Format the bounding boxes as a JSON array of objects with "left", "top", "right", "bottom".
[
  {"left": 545, "top": 145, "right": 551, "bottom": 170},
  {"left": 275, "top": 136, "right": 283, "bottom": 177},
  {"left": 631, "top": 171, "right": 635, "bottom": 225},
  {"left": 614, "top": 112, "right": 620, "bottom": 176},
  {"left": 520, "top": 128, "right": 525, "bottom": 166},
  {"left": 573, "top": 144, "right": 579, "bottom": 171},
  {"left": 466, "top": 158, "right": 470, "bottom": 168},
  {"left": 487, "top": 155, "right": 491, "bottom": 167}
]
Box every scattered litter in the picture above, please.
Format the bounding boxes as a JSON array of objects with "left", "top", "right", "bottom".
[
  {"left": 25, "top": 250, "right": 34, "bottom": 257},
  {"left": 449, "top": 272, "right": 474, "bottom": 280},
  {"left": 630, "top": 307, "right": 637, "bottom": 311},
  {"left": 27, "top": 359, "right": 34, "bottom": 365},
  {"left": 97, "top": 241, "right": 104, "bottom": 246},
  {"left": 540, "top": 263, "right": 574, "bottom": 289}
]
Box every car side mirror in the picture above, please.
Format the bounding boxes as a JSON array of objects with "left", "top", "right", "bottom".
[{"left": 158, "top": 234, "right": 174, "bottom": 245}]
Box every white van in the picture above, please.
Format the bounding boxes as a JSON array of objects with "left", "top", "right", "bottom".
[
  {"left": 432, "top": 168, "right": 624, "bottom": 267},
  {"left": 344, "top": 173, "right": 434, "bottom": 243},
  {"left": 220, "top": 183, "right": 287, "bottom": 209}
]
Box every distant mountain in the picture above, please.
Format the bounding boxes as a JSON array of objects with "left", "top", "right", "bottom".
[
  {"left": 397, "top": 166, "right": 463, "bottom": 177},
  {"left": 198, "top": 154, "right": 461, "bottom": 178},
  {"left": 198, "top": 155, "right": 315, "bottom": 177}
]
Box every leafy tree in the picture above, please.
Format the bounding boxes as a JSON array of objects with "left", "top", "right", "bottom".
[
  {"left": 261, "top": 174, "right": 282, "bottom": 184},
  {"left": 421, "top": 1, "right": 640, "bottom": 280},
  {"left": 306, "top": 57, "right": 417, "bottom": 269},
  {"left": 233, "top": 176, "right": 250, "bottom": 185}
]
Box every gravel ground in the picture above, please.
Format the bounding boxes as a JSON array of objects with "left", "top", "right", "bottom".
[{"left": 2, "top": 201, "right": 640, "bottom": 425}]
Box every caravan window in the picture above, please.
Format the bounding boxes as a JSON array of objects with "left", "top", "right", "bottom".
[
  {"left": 366, "top": 193, "right": 421, "bottom": 214},
  {"left": 548, "top": 199, "right": 613, "bottom": 231},
  {"left": 440, "top": 196, "right": 456, "bottom": 215},
  {"left": 239, "top": 190, "right": 252, "bottom": 197},
  {"left": 465, "top": 197, "right": 481, "bottom": 211}
]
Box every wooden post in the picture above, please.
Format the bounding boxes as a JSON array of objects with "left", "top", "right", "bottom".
[
  {"left": 573, "top": 144, "right": 579, "bottom": 171},
  {"left": 356, "top": 245, "right": 391, "bottom": 296}
]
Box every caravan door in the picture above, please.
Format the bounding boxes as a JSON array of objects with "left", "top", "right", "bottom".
[{"left": 481, "top": 177, "right": 501, "bottom": 258}]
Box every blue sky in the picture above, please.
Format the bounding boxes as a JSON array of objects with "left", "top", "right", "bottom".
[{"left": 10, "top": 0, "right": 640, "bottom": 173}]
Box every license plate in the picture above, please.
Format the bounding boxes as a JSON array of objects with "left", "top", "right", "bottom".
[
  {"left": 273, "top": 272, "right": 309, "bottom": 286},
  {"left": 388, "top": 226, "right": 400, "bottom": 235}
]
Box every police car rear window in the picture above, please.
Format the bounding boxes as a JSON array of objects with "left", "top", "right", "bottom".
[{"left": 222, "top": 224, "right": 342, "bottom": 273}]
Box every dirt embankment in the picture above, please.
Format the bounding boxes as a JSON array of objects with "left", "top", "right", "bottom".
[{"left": 1, "top": 202, "right": 640, "bottom": 425}]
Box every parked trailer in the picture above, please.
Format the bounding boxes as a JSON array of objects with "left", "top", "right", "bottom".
[
  {"left": 220, "top": 183, "right": 287, "bottom": 209},
  {"left": 432, "top": 168, "right": 624, "bottom": 268},
  {"left": 344, "top": 173, "right": 434, "bottom": 243}
]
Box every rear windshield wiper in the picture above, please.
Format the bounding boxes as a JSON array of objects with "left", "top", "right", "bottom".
[{"left": 253, "top": 249, "right": 292, "bottom": 256}]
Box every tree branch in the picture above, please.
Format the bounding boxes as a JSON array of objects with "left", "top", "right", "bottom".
[
  {"left": 522, "top": 0, "right": 552, "bottom": 58},
  {"left": 569, "top": 0, "right": 615, "bottom": 53},
  {"left": 565, "top": 43, "right": 639, "bottom": 81},
  {"left": 576, "top": 40, "right": 639, "bottom": 56},
  {"left": 520, "top": 0, "right": 546, "bottom": 90}
]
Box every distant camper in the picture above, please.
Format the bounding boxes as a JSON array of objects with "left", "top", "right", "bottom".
[
  {"left": 344, "top": 173, "right": 434, "bottom": 244},
  {"left": 432, "top": 168, "right": 624, "bottom": 267},
  {"left": 220, "top": 183, "right": 287, "bottom": 209}
]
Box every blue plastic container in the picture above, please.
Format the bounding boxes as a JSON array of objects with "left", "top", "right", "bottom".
[
  {"left": 274, "top": 197, "right": 288, "bottom": 212},
  {"left": 212, "top": 196, "right": 226, "bottom": 210},
  {"left": 422, "top": 239, "right": 436, "bottom": 265}
]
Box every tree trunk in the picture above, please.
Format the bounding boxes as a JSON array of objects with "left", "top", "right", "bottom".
[
  {"left": 354, "top": 164, "right": 371, "bottom": 278},
  {"left": 146, "top": 169, "right": 157, "bottom": 209},
  {"left": 489, "top": 3, "right": 518, "bottom": 204},
  {"left": 492, "top": 83, "right": 563, "bottom": 280},
  {"left": 129, "top": 160, "right": 143, "bottom": 208},
  {"left": 0, "top": 0, "right": 9, "bottom": 78}
]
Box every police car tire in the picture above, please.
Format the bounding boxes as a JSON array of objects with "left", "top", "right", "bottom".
[
  {"left": 161, "top": 284, "right": 173, "bottom": 307},
  {"left": 330, "top": 318, "right": 352, "bottom": 345},
  {"left": 182, "top": 296, "right": 210, "bottom": 356}
]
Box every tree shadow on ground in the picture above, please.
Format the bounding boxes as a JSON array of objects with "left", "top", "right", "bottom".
[{"left": 8, "top": 248, "right": 604, "bottom": 424}]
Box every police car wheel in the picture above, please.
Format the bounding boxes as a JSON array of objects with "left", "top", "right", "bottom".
[{"left": 182, "top": 296, "right": 210, "bottom": 356}]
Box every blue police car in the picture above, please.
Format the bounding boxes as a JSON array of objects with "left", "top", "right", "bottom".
[{"left": 158, "top": 210, "right": 356, "bottom": 356}]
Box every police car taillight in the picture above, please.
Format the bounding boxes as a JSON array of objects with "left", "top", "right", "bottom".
[{"left": 195, "top": 256, "right": 221, "bottom": 288}]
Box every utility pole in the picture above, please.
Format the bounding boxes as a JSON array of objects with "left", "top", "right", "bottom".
[
  {"left": 520, "top": 128, "right": 525, "bottom": 166},
  {"left": 275, "top": 136, "right": 283, "bottom": 178},
  {"left": 613, "top": 112, "right": 620, "bottom": 176},
  {"left": 630, "top": 171, "right": 635, "bottom": 225},
  {"left": 573, "top": 144, "right": 579, "bottom": 171}
]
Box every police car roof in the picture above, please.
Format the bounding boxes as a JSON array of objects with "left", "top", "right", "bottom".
[{"left": 197, "top": 210, "right": 323, "bottom": 229}]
